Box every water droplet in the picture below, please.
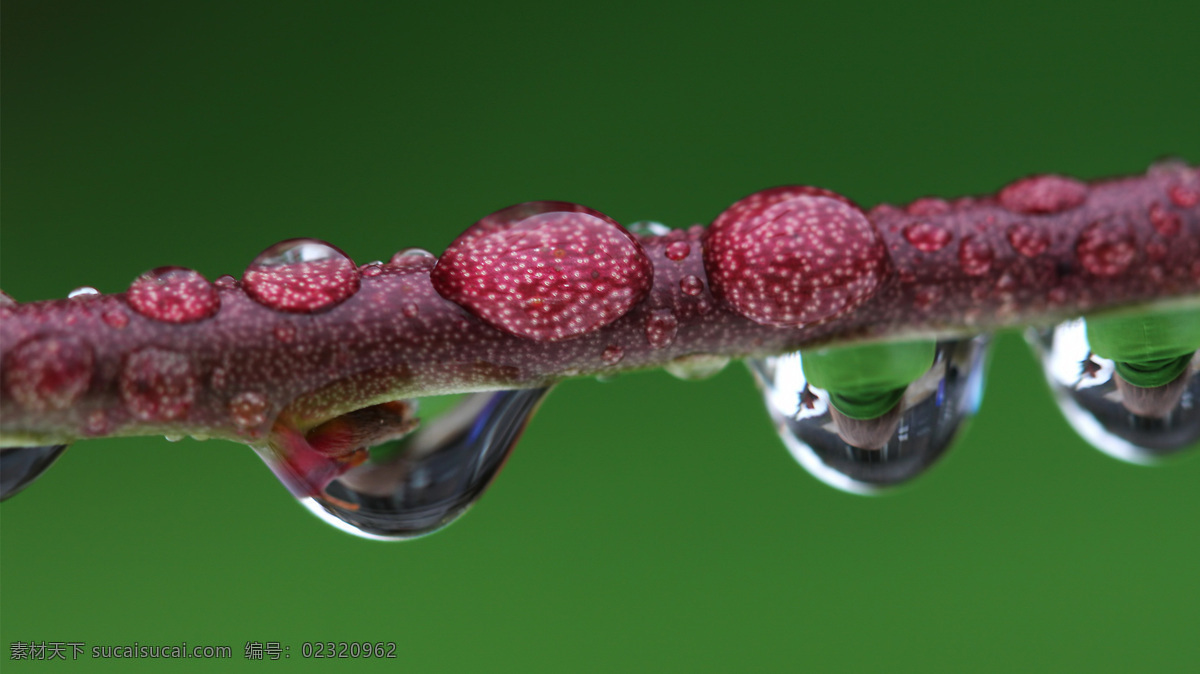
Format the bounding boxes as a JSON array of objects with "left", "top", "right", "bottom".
[
  {"left": 164, "top": 434, "right": 184, "bottom": 443},
  {"left": 665, "top": 241, "right": 691, "bottom": 261},
  {"left": 902, "top": 222, "right": 952, "bottom": 252},
  {"left": 0, "top": 445, "right": 69, "bottom": 501},
  {"left": 243, "top": 239, "right": 360, "bottom": 313},
  {"left": 119, "top": 347, "right": 197, "bottom": 421},
  {"left": 1006, "top": 223, "right": 1050, "bottom": 258},
  {"left": 627, "top": 221, "right": 671, "bottom": 237},
  {"left": 2, "top": 335, "right": 94, "bottom": 411},
  {"left": 1168, "top": 185, "right": 1200, "bottom": 208},
  {"left": 1076, "top": 221, "right": 1135, "bottom": 277},
  {"left": 214, "top": 274, "right": 238, "bottom": 289},
  {"left": 665, "top": 354, "right": 730, "bottom": 381},
  {"left": 401, "top": 302, "right": 420, "bottom": 318},
  {"left": 1149, "top": 202, "right": 1182, "bottom": 237},
  {"left": 645, "top": 310, "right": 679, "bottom": 349},
  {"left": 601, "top": 344, "right": 624, "bottom": 365},
  {"left": 748, "top": 337, "right": 989, "bottom": 494},
  {"left": 389, "top": 248, "right": 438, "bottom": 269},
  {"left": 905, "top": 197, "right": 951, "bottom": 216},
  {"left": 85, "top": 410, "right": 108, "bottom": 435},
  {"left": 68, "top": 286, "right": 99, "bottom": 299},
  {"left": 102, "top": 308, "right": 130, "bottom": 329},
  {"left": 229, "top": 391, "right": 270, "bottom": 433},
  {"left": 1028, "top": 309, "right": 1200, "bottom": 464},
  {"left": 958, "top": 236, "right": 994, "bottom": 276},
  {"left": 998, "top": 174, "right": 1088, "bottom": 214},
  {"left": 127, "top": 266, "right": 220, "bottom": 323},
  {"left": 679, "top": 274, "right": 704, "bottom": 296},
  {"left": 262, "top": 388, "right": 552, "bottom": 540},
  {"left": 360, "top": 262, "right": 384, "bottom": 277},
  {"left": 430, "top": 202, "right": 653, "bottom": 342},
  {"left": 705, "top": 186, "right": 886, "bottom": 327}
]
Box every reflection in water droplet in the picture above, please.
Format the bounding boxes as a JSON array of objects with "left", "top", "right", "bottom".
[
  {"left": 274, "top": 387, "right": 552, "bottom": 540},
  {"left": 0, "top": 445, "right": 69, "bottom": 501},
  {"left": 389, "top": 248, "right": 438, "bottom": 269},
  {"left": 1028, "top": 310, "right": 1200, "bottom": 464},
  {"left": 748, "top": 337, "right": 989, "bottom": 494}
]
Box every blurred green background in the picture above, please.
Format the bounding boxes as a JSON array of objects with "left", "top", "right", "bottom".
[{"left": 3, "top": 1, "right": 1199, "bottom": 672}]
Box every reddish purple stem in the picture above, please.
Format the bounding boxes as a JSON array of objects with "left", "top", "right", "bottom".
[{"left": 2, "top": 162, "right": 1198, "bottom": 448}]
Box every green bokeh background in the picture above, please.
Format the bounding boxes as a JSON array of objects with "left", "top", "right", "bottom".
[{"left": 3, "top": 2, "right": 1199, "bottom": 671}]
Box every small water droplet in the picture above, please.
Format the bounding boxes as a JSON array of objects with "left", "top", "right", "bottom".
[
  {"left": 665, "top": 354, "right": 730, "bottom": 381},
  {"left": 214, "top": 274, "right": 238, "bottom": 289},
  {"left": 85, "top": 410, "right": 108, "bottom": 436},
  {"left": 958, "top": 236, "right": 994, "bottom": 276},
  {"left": 127, "top": 267, "right": 220, "bottom": 323},
  {"left": 1006, "top": 222, "right": 1050, "bottom": 258},
  {"left": 1076, "top": 221, "right": 1135, "bottom": 277},
  {"left": 360, "top": 262, "right": 384, "bottom": 277},
  {"left": 164, "top": 434, "right": 184, "bottom": 443},
  {"left": 1168, "top": 185, "right": 1200, "bottom": 208},
  {"left": 665, "top": 241, "right": 691, "bottom": 261},
  {"left": 627, "top": 221, "right": 671, "bottom": 237},
  {"left": 2, "top": 335, "right": 94, "bottom": 411},
  {"left": 401, "top": 303, "right": 420, "bottom": 318},
  {"left": 68, "top": 286, "right": 99, "bottom": 299},
  {"left": 230, "top": 391, "right": 270, "bottom": 433},
  {"left": 388, "top": 248, "right": 438, "bottom": 269},
  {"left": 102, "top": 308, "right": 130, "bottom": 329},
  {"left": 1149, "top": 202, "right": 1182, "bottom": 237},
  {"left": 601, "top": 344, "right": 624, "bottom": 365},
  {"left": 999, "top": 174, "right": 1088, "bottom": 214},
  {"left": 905, "top": 197, "right": 951, "bottom": 216},
  {"left": 243, "top": 239, "right": 360, "bottom": 313},
  {"left": 748, "top": 337, "right": 989, "bottom": 494},
  {"left": 1028, "top": 308, "right": 1200, "bottom": 464},
  {"left": 119, "top": 347, "right": 197, "bottom": 421},
  {"left": 679, "top": 274, "right": 704, "bottom": 296},
  {"left": 645, "top": 310, "right": 679, "bottom": 349},
  {"left": 902, "top": 222, "right": 952, "bottom": 252},
  {"left": 261, "top": 388, "right": 552, "bottom": 540},
  {"left": 0, "top": 445, "right": 69, "bottom": 501}
]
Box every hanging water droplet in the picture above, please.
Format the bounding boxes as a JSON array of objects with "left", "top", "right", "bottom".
[
  {"left": 260, "top": 388, "right": 552, "bottom": 540},
  {"left": 0, "top": 445, "right": 69, "bottom": 501},
  {"left": 242, "top": 238, "right": 360, "bottom": 313},
  {"left": 665, "top": 354, "right": 730, "bottom": 381},
  {"left": 627, "top": 221, "right": 671, "bottom": 237},
  {"left": 1028, "top": 307, "right": 1200, "bottom": 464},
  {"left": 748, "top": 337, "right": 990, "bottom": 494},
  {"left": 67, "top": 286, "right": 100, "bottom": 299}
]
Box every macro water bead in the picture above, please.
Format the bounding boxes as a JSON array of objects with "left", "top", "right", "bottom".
[
  {"left": 703, "top": 186, "right": 888, "bottom": 327},
  {"left": 430, "top": 201, "right": 653, "bottom": 342}
]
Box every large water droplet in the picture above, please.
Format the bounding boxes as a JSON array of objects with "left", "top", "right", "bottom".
[
  {"left": 1028, "top": 308, "right": 1200, "bottom": 464},
  {"left": 262, "top": 388, "right": 552, "bottom": 540},
  {"left": 0, "top": 445, "right": 69, "bottom": 500},
  {"left": 242, "top": 239, "right": 360, "bottom": 313},
  {"left": 748, "top": 337, "right": 990, "bottom": 494}
]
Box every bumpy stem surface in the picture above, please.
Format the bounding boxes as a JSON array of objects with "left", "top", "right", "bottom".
[{"left": 2, "top": 162, "right": 1197, "bottom": 447}]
